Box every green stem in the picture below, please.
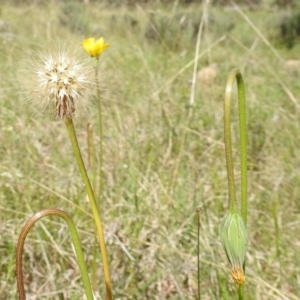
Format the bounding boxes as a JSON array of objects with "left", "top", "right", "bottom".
[
  {"left": 224, "top": 69, "right": 248, "bottom": 299},
  {"left": 64, "top": 117, "right": 112, "bottom": 300},
  {"left": 195, "top": 207, "right": 200, "bottom": 300},
  {"left": 87, "top": 122, "right": 97, "bottom": 192},
  {"left": 16, "top": 208, "right": 94, "bottom": 300},
  {"left": 87, "top": 122, "right": 98, "bottom": 291},
  {"left": 95, "top": 57, "right": 104, "bottom": 206},
  {"left": 224, "top": 69, "right": 248, "bottom": 223},
  {"left": 93, "top": 56, "right": 105, "bottom": 292},
  {"left": 238, "top": 284, "right": 245, "bottom": 300}
]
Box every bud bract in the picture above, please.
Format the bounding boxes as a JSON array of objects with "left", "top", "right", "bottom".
[{"left": 220, "top": 209, "right": 248, "bottom": 284}]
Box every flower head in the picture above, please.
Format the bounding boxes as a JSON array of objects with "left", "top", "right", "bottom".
[
  {"left": 24, "top": 43, "right": 93, "bottom": 118},
  {"left": 220, "top": 209, "right": 248, "bottom": 285},
  {"left": 82, "top": 37, "right": 110, "bottom": 57}
]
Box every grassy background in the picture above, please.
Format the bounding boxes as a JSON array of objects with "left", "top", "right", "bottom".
[{"left": 1, "top": 0, "right": 300, "bottom": 299}]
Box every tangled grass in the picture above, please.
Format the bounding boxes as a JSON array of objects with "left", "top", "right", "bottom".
[{"left": 1, "top": 1, "right": 300, "bottom": 299}]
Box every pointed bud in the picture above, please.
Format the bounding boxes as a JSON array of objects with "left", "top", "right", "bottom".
[{"left": 220, "top": 209, "right": 248, "bottom": 284}]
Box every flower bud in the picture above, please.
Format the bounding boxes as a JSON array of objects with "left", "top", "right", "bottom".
[{"left": 220, "top": 209, "right": 248, "bottom": 284}]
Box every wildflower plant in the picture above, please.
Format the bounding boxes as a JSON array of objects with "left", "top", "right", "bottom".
[
  {"left": 81, "top": 36, "right": 110, "bottom": 197},
  {"left": 220, "top": 69, "right": 248, "bottom": 298},
  {"left": 81, "top": 37, "right": 110, "bottom": 201},
  {"left": 81, "top": 37, "right": 110, "bottom": 289},
  {"left": 19, "top": 42, "right": 112, "bottom": 300}
]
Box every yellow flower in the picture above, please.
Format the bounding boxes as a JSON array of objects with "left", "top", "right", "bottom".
[{"left": 82, "top": 37, "right": 110, "bottom": 57}]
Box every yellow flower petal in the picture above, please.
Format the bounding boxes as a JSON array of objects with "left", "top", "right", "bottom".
[{"left": 82, "top": 37, "right": 110, "bottom": 57}]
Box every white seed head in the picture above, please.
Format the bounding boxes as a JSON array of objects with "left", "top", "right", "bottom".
[{"left": 23, "top": 42, "right": 94, "bottom": 118}]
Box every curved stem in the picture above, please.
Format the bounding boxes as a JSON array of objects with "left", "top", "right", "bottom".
[
  {"left": 16, "top": 208, "right": 94, "bottom": 300},
  {"left": 224, "top": 69, "right": 248, "bottom": 299},
  {"left": 224, "top": 69, "right": 248, "bottom": 224},
  {"left": 64, "top": 117, "right": 112, "bottom": 300}
]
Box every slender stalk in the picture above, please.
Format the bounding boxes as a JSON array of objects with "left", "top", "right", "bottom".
[
  {"left": 238, "top": 285, "right": 244, "bottom": 300},
  {"left": 64, "top": 117, "right": 112, "bottom": 300},
  {"left": 224, "top": 69, "right": 248, "bottom": 299},
  {"left": 272, "top": 196, "right": 280, "bottom": 259},
  {"left": 195, "top": 207, "right": 200, "bottom": 300},
  {"left": 87, "top": 122, "right": 99, "bottom": 291},
  {"left": 95, "top": 56, "right": 104, "bottom": 206},
  {"left": 169, "top": 5, "right": 205, "bottom": 193},
  {"left": 224, "top": 69, "right": 247, "bottom": 221},
  {"left": 189, "top": 4, "right": 204, "bottom": 107},
  {"left": 87, "top": 122, "right": 97, "bottom": 191},
  {"left": 93, "top": 56, "right": 105, "bottom": 292},
  {"left": 16, "top": 208, "right": 94, "bottom": 300}
]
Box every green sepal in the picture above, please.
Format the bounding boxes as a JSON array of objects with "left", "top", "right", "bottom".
[{"left": 220, "top": 209, "right": 248, "bottom": 274}]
